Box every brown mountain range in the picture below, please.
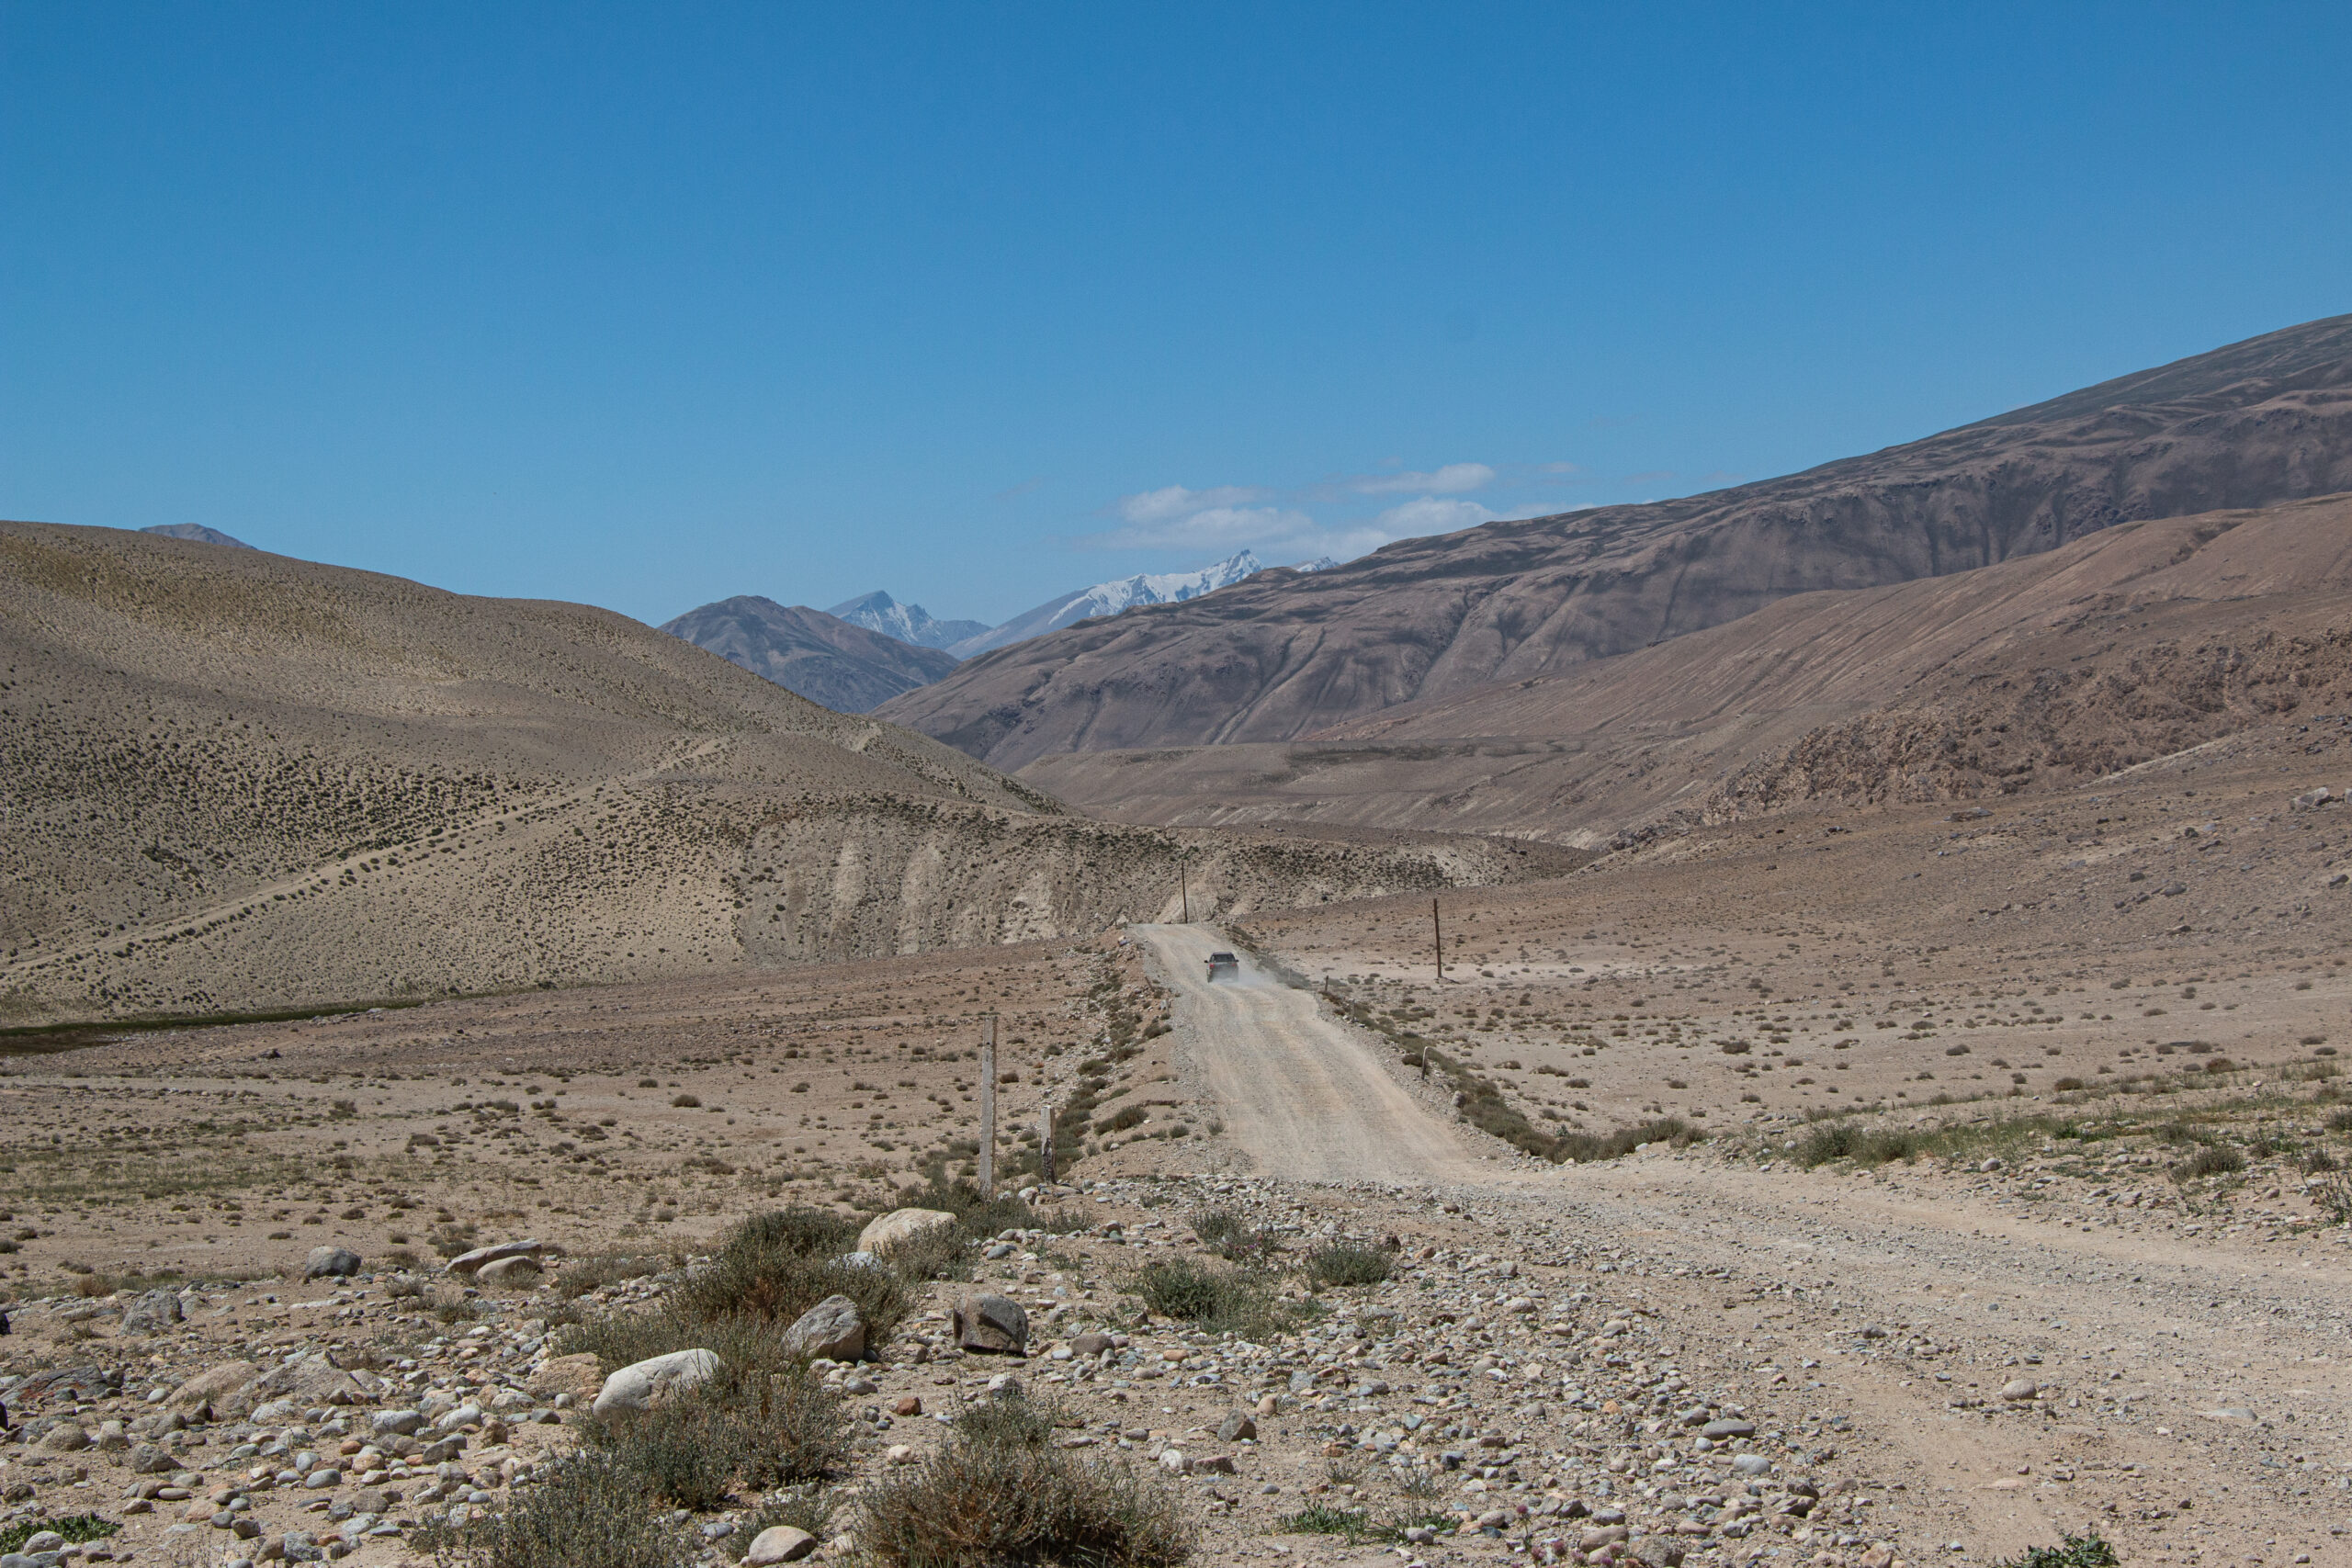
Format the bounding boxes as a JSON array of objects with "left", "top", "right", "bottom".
[
  {"left": 879, "top": 312, "right": 2352, "bottom": 770},
  {"left": 0, "top": 523, "right": 1571, "bottom": 1025},
  {"left": 1022, "top": 492, "right": 2352, "bottom": 841},
  {"left": 660, "top": 594, "right": 960, "bottom": 713}
]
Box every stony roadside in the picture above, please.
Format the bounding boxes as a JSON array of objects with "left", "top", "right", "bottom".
[{"left": 2, "top": 1163, "right": 2213, "bottom": 1568}]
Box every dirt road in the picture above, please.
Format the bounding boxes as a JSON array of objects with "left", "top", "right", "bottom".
[{"left": 1133, "top": 922, "right": 1487, "bottom": 1186}]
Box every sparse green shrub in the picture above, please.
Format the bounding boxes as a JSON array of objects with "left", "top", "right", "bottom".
[
  {"left": 1132, "top": 1258, "right": 1284, "bottom": 1337},
  {"left": 2172, "top": 1144, "right": 2245, "bottom": 1181},
  {"left": 0, "top": 1517, "right": 119, "bottom": 1552},
  {"left": 1996, "top": 1534, "right": 2120, "bottom": 1568},
  {"left": 1303, "top": 1243, "right": 1392, "bottom": 1288},
  {"left": 1273, "top": 1501, "right": 1448, "bottom": 1546},
  {"left": 554, "top": 1252, "right": 667, "bottom": 1300},
  {"left": 413, "top": 1452, "right": 690, "bottom": 1568},
  {"left": 857, "top": 1427, "right": 1190, "bottom": 1567},
  {"left": 1553, "top": 1117, "right": 1699, "bottom": 1164},
  {"left": 2314, "top": 1172, "right": 2352, "bottom": 1224},
  {"left": 586, "top": 1371, "right": 847, "bottom": 1507},
  {"left": 1188, "top": 1205, "right": 1282, "bottom": 1264},
  {"left": 1793, "top": 1122, "right": 1921, "bottom": 1168},
  {"left": 952, "top": 1385, "right": 1069, "bottom": 1448},
  {"left": 1096, "top": 1105, "right": 1147, "bottom": 1135},
  {"left": 677, "top": 1217, "right": 910, "bottom": 1344}
]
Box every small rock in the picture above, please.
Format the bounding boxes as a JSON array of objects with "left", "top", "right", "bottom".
[
  {"left": 953, "top": 1292, "right": 1029, "bottom": 1355},
  {"left": 303, "top": 1247, "right": 362, "bottom": 1280},
  {"left": 1999, "top": 1379, "right": 2039, "bottom": 1402},
  {"left": 1070, "top": 1331, "right": 1114, "bottom": 1358},
  {"left": 1158, "top": 1449, "right": 1187, "bottom": 1475},
  {"left": 744, "top": 1525, "right": 818, "bottom": 1564},
  {"left": 474, "top": 1256, "right": 541, "bottom": 1286},
  {"left": 36, "top": 1419, "right": 89, "bottom": 1453},
  {"left": 1701, "top": 1418, "right": 1755, "bottom": 1439},
  {"left": 303, "top": 1468, "right": 342, "bottom": 1490},
  {"left": 1732, "top": 1453, "right": 1772, "bottom": 1476},
  {"left": 130, "top": 1441, "right": 177, "bottom": 1474},
  {"left": 592, "top": 1348, "right": 721, "bottom": 1416},
  {"left": 856, "top": 1208, "right": 957, "bottom": 1254},
  {"left": 1193, "top": 1453, "right": 1238, "bottom": 1475},
  {"left": 892, "top": 1395, "right": 923, "bottom": 1417},
  {"left": 781, "top": 1295, "right": 866, "bottom": 1362},
  {"left": 1978, "top": 1157, "right": 2004, "bottom": 1173},
  {"left": 1217, "top": 1410, "right": 1257, "bottom": 1442},
  {"left": 370, "top": 1410, "right": 424, "bottom": 1437}
]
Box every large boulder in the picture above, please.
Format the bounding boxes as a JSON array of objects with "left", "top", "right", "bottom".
[
  {"left": 780, "top": 1295, "right": 865, "bottom": 1362},
  {"left": 953, "top": 1292, "right": 1029, "bottom": 1355},
  {"left": 302, "top": 1246, "right": 362, "bottom": 1280},
  {"left": 744, "top": 1526, "right": 818, "bottom": 1564},
  {"left": 444, "top": 1239, "right": 549, "bottom": 1277},
  {"left": 476, "top": 1256, "right": 542, "bottom": 1286},
  {"left": 248, "top": 1352, "right": 369, "bottom": 1409},
  {"left": 857, "top": 1208, "right": 956, "bottom": 1254},
  {"left": 121, "top": 1289, "right": 185, "bottom": 1333},
  {"left": 591, "top": 1349, "right": 721, "bottom": 1416},
  {"left": 169, "top": 1360, "right": 260, "bottom": 1413}
]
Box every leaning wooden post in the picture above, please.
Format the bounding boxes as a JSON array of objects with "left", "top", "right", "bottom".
[
  {"left": 979, "top": 1013, "right": 998, "bottom": 1197},
  {"left": 1039, "top": 1096, "right": 1056, "bottom": 1186},
  {"left": 1432, "top": 897, "right": 1445, "bottom": 984}
]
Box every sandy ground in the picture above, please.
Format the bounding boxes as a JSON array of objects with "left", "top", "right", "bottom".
[
  {"left": 4, "top": 723, "right": 2350, "bottom": 1567},
  {"left": 1136, "top": 925, "right": 1487, "bottom": 1187}
]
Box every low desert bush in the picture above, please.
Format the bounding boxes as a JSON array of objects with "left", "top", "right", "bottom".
[
  {"left": 1794, "top": 1122, "right": 1922, "bottom": 1169},
  {"left": 675, "top": 1211, "right": 910, "bottom": 1344},
  {"left": 951, "top": 1385, "right": 1070, "bottom": 1448},
  {"left": 1553, "top": 1116, "right": 1699, "bottom": 1164},
  {"left": 1189, "top": 1205, "right": 1282, "bottom": 1264},
  {"left": 1274, "top": 1501, "right": 1449, "bottom": 1547},
  {"left": 413, "top": 1452, "right": 690, "bottom": 1568},
  {"left": 1996, "top": 1534, "right": 2119, "bottom": 1568},
  {"left": 1132, "top": 1258, "right": 1284, "bottom": 1337},
  {"left": 1302, "top": 1242, "right": 1393, "bottom": 1288},
  {"left": 857, "top": 1427, "right": 1190, "bottom": 1567},
  {"left": 585, "top": 1371, "right": 848, "bottom": 1508},
  {"left": 554, "top": 1252, "right": 668, "bottom": 1300},
  {"left": 2172, "top": 1144, "right": 2245, "bottom": 1181}
]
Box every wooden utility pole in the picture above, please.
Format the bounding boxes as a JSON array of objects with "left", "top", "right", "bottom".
[
  {"left": 1039, "top": 1097, "right": 1056, "bottom": 1185},
  {"left": 978, "top": 1014, "right": 998, "bottom": 1197},
  {"left": 1432, "top": 897, "right": 1445, "bottom": 984},
  {"left": 1178, "top": 852, "right": 1190, "bottom": 923}
]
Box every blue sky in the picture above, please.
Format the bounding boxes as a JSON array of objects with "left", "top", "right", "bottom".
[{"left": 5, "top": 4, "right": 2347, "bottom": 628}]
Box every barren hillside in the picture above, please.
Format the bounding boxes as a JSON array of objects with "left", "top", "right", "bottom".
[
  {"left": 1022, "top": 493, "right": 2352, "bottom": 841},
  {"left": 0, "top": 523, "right": 1571, "bottom": 1025},
  {"left": 882, "top": 312, "right": 2352, "bottom": 768},
  {"left": 658, "top": 596, "right": 960, "bottom": 714}
]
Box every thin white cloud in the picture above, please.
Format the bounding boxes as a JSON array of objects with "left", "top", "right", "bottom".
[
  {"left": 1354, "top": 462, "right": 1495, "bottom": 495},
  {"left": 1114, "top": 483, "right": 1272, "bottom": 525},
  {"left": 1092, "top": 503, "right": 1319, "bottom": 551}
]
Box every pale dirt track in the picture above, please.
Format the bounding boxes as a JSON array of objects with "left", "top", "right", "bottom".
[
  {"left": 1135, "top": 923, "right": 2352, "bottom": 1558},
  {"left": 1133, "top": 923, "right": 1487, "bottom": 1186}
]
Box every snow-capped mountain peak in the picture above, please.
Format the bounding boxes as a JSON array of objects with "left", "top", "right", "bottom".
[{"left": 825, "top": 591, "right": 989, "bottom": 652}]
